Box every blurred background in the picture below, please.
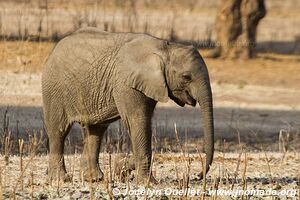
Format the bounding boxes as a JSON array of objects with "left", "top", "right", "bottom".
[{"left": 0, "top": 0, "right": 299, "bottom": 154}]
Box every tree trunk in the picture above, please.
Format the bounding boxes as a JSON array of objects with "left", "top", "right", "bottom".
[{"left": 212, "top": 0, "right": 266, "bottom": 59}]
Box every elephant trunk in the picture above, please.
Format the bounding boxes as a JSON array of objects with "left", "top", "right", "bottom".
[{"left": 191, "top": 76, "right": 214, "bottom": 179}]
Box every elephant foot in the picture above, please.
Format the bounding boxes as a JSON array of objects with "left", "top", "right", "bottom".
[
  {"left": 81, "top": 166, "right": 104, "bottom": 182},
  {"left": 114, "top": 154, "right": 135, "bottom": 182},
  {"left": 134, "top": 172, "right": 159, "bottom": 185},
  {"left": 47, "top": 168, "right": 72, "bottom": 183},
  {"left": 114, "top": 154, "right": 158, "bottom": 185},
  {"left": 80, "top": 155, "right": 104, "bottom": 182},
  {"left": 147, "top": 174, "right": 159, "bottom": 185}
]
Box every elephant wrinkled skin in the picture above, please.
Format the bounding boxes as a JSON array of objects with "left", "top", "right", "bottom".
[{"left": 42, "top": 27, "right": 214, "bottom": 183}]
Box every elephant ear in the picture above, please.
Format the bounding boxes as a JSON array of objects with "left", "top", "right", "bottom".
[{"left": 116, "top": 36, "right": 169, "bottom": 102}]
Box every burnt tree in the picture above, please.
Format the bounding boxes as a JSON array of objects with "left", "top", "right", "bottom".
[{"left": 212, "top": 0, "right": 266, "bottom": 59}]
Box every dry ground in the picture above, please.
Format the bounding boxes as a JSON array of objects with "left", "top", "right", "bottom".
[
  {"left": 1, "top": 152, "right": 299, "bottom": 199},
  {"left": 1, "top": 41, "right": 300, "bottom": 107}
]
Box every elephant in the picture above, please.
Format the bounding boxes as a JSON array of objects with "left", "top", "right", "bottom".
[{"left": 42, "top": 27, "right": 214, "bottom": 183}]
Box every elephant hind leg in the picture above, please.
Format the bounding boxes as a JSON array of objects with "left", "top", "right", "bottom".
[
  {"left": 81, "top": 124, "right": 107, "bottom": 182},
  {"left": 47, "top": 124, "right": 72, "bottom": 183}
]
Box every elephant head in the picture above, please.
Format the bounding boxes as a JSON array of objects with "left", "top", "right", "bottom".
[
  {"left": 164, "top": 43, "right": 214, "bottom": 178},
  {"left": 117, "top": 36, "right": 214, "bottom": 178}
]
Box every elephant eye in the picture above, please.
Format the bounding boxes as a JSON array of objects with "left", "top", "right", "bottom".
[{"left": 182, "top": 73, "right": 192, "bottom": 81}]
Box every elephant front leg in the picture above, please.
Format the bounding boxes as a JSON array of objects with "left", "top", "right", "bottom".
[
  {"left": 113, "top": 122, "right": 154, "bottom": 184},
  {"left": 130, "top": 120, "right": 155, "bottom": 183},
  {"left": 81, "top": 125, "right": 107, "bottom": 182},
  {"left": 114, "top": 86, "right": 157, "bottom": 184}
]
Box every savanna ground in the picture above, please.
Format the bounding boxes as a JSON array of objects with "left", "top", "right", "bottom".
[{"left": 0, "top": 0, "right": 300, "bottom": 199}]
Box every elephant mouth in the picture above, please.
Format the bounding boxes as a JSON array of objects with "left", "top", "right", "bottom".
[
  {"left": 169, "top": 90, "right": 196, "bottom": 107},
  {"left": 184, "top": 90, "right": 197, "bottom": 106}
]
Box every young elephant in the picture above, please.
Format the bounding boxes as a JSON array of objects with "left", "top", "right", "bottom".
[{"left": 42, "top": 27, "right": 214, "bottom": 183}]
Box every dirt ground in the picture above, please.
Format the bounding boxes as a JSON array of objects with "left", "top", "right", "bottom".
[
  {"left": 1, "top": 152, "right": 299, "bottom": 199},
  {"left": 1, "top": 43, "right": 300, "bottom": 110}
]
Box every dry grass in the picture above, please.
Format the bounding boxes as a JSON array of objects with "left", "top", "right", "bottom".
[
  {"left": 0, "top": 151, "right": 298, "bottom": 198},
  {"left": 0, "top": 41, "right": 54, "bottom": 72},
  {"left": 0, "top": 0, "right": 300, "bottom": 45},
  {"left": 0, "top": 105, "right": 298, "bottom": 198}
]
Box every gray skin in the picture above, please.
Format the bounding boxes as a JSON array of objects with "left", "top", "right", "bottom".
[{"left": 42, "top": 27, "right": 214, "bottom": 183}]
